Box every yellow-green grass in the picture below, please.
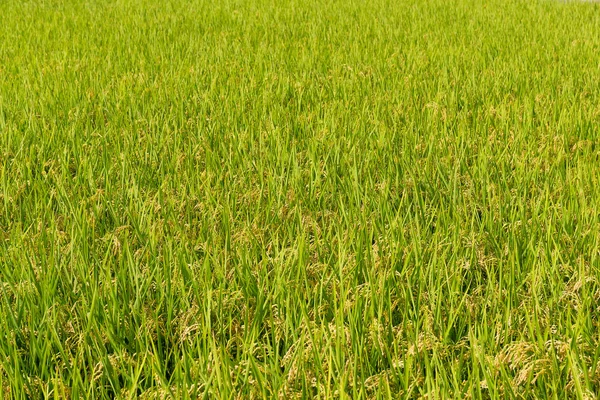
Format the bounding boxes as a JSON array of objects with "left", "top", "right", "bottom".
[{"left": 1, "top": 0, "right": 600, "bottom": 398}]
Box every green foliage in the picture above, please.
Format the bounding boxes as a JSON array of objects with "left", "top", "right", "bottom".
[{"left": 1, "top": 0, "right": 600, "bottom": 398}]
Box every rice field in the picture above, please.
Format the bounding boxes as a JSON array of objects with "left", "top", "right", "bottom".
[{"left": 1, "top": 0, "right": 600, "bottom": 398}]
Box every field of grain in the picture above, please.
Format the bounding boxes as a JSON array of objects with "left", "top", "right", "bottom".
[{"left": 1, "top": 0, "right": 600, "bottom": 398}]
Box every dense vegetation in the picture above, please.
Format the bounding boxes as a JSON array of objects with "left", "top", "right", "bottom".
[{"left": 1, "top": 0, "right": 600, "bottom": 398}]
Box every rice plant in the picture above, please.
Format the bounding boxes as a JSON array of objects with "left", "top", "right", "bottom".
[{"left": 1, "top": 0, "right": 599, "bottom": 398}]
